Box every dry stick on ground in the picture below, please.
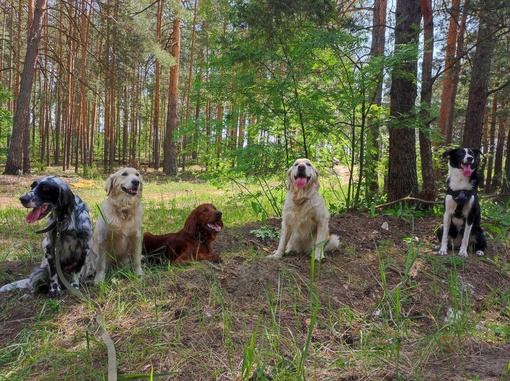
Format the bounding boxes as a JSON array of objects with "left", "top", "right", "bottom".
[
  {"left": 375, "top": 193, "right": 499, "bottom": 210},
  {"left": 375, "top": 196, "right": 440, "bottom": 209}
]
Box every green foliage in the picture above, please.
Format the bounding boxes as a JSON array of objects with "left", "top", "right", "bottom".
[
  {"left": 250, "top": 225, "right": 280, "bottom": 241},
  {"left": 482, "top": 199, "right": 510, "bottom": 243},
  {"left": 0, "top": 85, "right": 13, "bottom": 162},
  {"left": 191, "top": 5, "right": 415, "bottom": 209}
]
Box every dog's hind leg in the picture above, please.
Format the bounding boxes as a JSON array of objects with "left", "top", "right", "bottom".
[{"left": 471, "top": 226, "right": 486, "bottom": 256}]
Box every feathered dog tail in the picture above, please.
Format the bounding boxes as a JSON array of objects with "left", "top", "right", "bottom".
[
  {"left": 29, "top": 266, "right": 50, "bottom": 294},
  {"left": 325, "top": 234, "right": 340, "bottom": 252},
  {"left": 0, "top": 265, "right": 49, "bottom": 293}
]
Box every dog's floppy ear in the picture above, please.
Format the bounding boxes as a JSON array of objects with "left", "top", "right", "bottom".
[
  {"left": 471, "top": 148, "right": 482, "bottom": 157},
  {"left": 286, "top": 166, "right": 294, "bottom": 190},
  {"left": 310, "top": 164, "right": 320, "bottom": 191},
  {"left": 183, "top": 208, "right": 200, "bottom": 236},
  {"left": 442, "top": 149, "right": 454, "bottom": 158},
  {"left": 58, "top": 185, "right": 75, "bottom": 210},
  {"left": 105, "top": 174, "right": 116, "bottom": 196},
  {"left": 138, "top": 173, "right": 144, "bottom": 196}
]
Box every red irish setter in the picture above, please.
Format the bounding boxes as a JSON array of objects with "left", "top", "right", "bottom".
[{"left": 143, "top": 203, "right": 224, "bottom": 264}]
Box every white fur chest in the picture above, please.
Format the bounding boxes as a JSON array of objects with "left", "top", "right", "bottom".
[
  {"left": 448, "top": 168, "right": 473, "bottom": 191},
  {"left": 284, "top": 193, "right": 329, "bottom": 222}
]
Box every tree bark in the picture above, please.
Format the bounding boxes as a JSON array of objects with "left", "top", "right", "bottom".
[
  {"left": 387, "top": 0, "right": 421, "bottom": 202},
  {"left": 153, "top": 0, "right": 163, "bottom": 170},
  {"left": 463, "top": 4, "right": 497, "bottom": 148},
  {"left": 163, "top": 18, "right": 180, "bottom": 176},
  {"left": 437, "top": 0, "right": 460, "bottom": 145},
  {"left": 366, "top": 0, "right": 387, "bottom": 195},
  {"left": 501, "top": 114, "right": 510, "bottom": 199},
  {"left": 484, "top": 93, "right": 497, "bottom": 192},
  {"left": 492, "top": 104, "right": 506, "bottom": 189},
  {"left": 418, "top": 0, "right": 436, "bottom": 203},
  {"left": 4, "top": 0, "right": 47, "bottom": 175}
]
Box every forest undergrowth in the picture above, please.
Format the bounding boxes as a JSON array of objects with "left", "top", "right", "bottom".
[{"left": 0, "top": 171, "right": 509, "bottom": 381}]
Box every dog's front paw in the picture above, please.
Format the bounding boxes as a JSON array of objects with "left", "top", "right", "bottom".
[
  {"left": 314, "top": 252, "right": 325, "bottom": 262},
  {"left": 476, "top": 250, "right": 485, "bottom": 256},
  {"left": 94, "top": 272, "right": 105, "bottom": 285},
  {"left": 48, "top": 288, "right": 61, "bottom": 298},
  {"left": 438, "top": 247, "right": 449, "bottom": 256},
  {"left": 48, "top": 281, "right": 61, "bottom": 298},
  {"left": 267, "top": 251, "right": 283, "bottom": 259},
  {"left": 457, "top": 250, "right": 468, "bottom": 258}
]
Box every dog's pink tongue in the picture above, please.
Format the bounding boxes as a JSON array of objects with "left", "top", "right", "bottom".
[
  {"left": 462, "top": 164, "right": 473, "bottom": 177},
  {"left": 295, "top": 177, "right": 307, "bottom": 188},
  {"left": 26, "top": 208, "right": 43, "bottom": 223}
]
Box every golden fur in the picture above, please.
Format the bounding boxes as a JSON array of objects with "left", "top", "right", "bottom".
[
  {"left": 88, "top": 167, "right": 144, "bottom": 284},
  {"left": 268, "top": 158, "right": 339, "bottom": 261}
]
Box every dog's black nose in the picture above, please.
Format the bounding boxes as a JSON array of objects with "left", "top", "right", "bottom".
[
  {"left": 20, "top": 195, "right": 30, "bottom": 206},
  {"left": 132, "top": 179, "right": 140, "bottom": 187},
  {"left": 466, "top": 156, "right": 474, "bottom": 163},
  {"left": 215, "top": 211, "right": 222, "bottom": 219}
]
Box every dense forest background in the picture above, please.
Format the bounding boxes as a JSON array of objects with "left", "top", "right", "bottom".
[{"left": 1, "top": 0, "right": 510, "bottom": 209}]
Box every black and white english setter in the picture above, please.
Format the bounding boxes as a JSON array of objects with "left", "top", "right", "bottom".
[{"left": 2, "top": 176, "right": 93, "bottom": 297}]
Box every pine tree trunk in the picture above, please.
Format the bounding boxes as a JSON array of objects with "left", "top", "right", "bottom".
[
  {"left": 366, "top": 0, "right": 387, "bottom": 195},
  {"left": 418, "top": 0, "right": 437, "bottom": 203},
  {"left": 4, "top": 0, "right": 47, "bottom": 175},
  {"left": 484, "top": 94, "right": 498, "bottom": 192},
  {"left": 387, "top": 0, "right": 421, "bottom": 202},
  {"left": 163, "top": 18, "right": 180, "bottom": 176},
  {"left": 437, "top": 0, "right": 460, "bottom": 145},
  {"left": 492, "top": 107, "right": 506, "bottom": 189},
  {"left": 463, "top": 5, "right": 496, "bottom": 148}
]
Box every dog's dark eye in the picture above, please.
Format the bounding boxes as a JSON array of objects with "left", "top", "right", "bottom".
[
  {"left": 306, "top": 162, "right": 311, "bottom": 166},
  {"left": 122, "top": 172, "right": 128, "bottom": 176},
  {"left": 42, "top": 186, "right": 50, "bottom": 192}
]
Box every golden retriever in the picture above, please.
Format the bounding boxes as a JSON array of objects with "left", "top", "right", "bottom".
[
  {"left": 89, "top": 167, "right": 144, "bottom": 284},
  {"left": 268, "top": 158, "right": 339, "bottom": 261}
]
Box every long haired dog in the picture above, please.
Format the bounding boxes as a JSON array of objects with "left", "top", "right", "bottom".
[
  {"left": 143, "top": 203, "right": 223, "bottom": 264},
  {"left": 438, "top": 148, "right": 486, "bottom": 257},
  {"left": 268, "top": 158, "right": 339, "bottom": 261},
  {"left": 89, "top": 167, "right": 144, "bottom": 284},
  {"left": 11, "top": 177, "right": 93, "bottom": 297}
]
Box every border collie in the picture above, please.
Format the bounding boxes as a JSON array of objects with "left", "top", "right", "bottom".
[{"left": 437, "top": 148, "right": 486, "bottom": 257}]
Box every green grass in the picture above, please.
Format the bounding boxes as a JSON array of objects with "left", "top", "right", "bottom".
[{"left": 1, "top": 174, "right": 510, "bottom": 380}]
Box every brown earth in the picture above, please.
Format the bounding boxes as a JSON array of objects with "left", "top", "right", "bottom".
[{"left": 0, "top": 174, "right": 509, "bottom": 380}]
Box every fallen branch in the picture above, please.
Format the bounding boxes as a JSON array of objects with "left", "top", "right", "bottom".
[{"left": 375, "top": 196, "right": 440, "bottom": 209}]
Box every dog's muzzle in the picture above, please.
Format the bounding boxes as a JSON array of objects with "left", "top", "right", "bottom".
[
  {"left": 206, "top": 211, "right": 223, "bottom": 232},
  {"left": 122, "top": 179, "right": 140, "bottom": 196}
]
